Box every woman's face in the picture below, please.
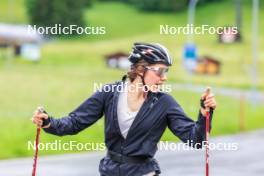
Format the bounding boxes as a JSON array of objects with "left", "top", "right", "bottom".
[{"left": 141, "top": 63, "right": 169, "bottom": 92}]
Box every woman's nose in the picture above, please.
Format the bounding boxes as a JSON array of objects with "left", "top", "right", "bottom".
[{"left": 160, "top": 74, "right": 167, "bottom": 81}]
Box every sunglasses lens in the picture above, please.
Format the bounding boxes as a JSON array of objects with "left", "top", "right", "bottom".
[{"left": 158, "top": 68, "right": 169, "bottom": 76}]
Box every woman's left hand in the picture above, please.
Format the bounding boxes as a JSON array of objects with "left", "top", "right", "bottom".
[{"left": 200, "top": 87, "right": 216, "bottom": 116}]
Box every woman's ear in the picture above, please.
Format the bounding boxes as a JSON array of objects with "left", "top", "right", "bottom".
[{"left": 135, "top": 65, "right": 145, "bottom": 77}]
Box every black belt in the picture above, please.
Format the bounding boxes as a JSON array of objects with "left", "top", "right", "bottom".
[{"left": 107, "top": 151, "right": 152, "bottom": 164}]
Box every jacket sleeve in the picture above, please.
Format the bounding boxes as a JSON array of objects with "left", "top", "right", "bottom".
[
  {"left": 166, "top": 96, "right": 213, "bottom": 148},
  {"left": 43, "top": 90, "right": 105, "bottom": 136}
]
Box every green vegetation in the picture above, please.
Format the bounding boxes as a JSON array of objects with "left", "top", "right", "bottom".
[
  {"left": 26, "top": 0, "right": 90, "bottom": 33},
  {"left": 0, "top": 0, "right": 28, "bottom": 23}
]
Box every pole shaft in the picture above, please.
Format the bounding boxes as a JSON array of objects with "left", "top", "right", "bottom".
[
  {"left": 206, "top": 111, "right": 210, "bottom": 176},
  {"left": 32, "top": 128, "right": 40, "bottom": 176}
]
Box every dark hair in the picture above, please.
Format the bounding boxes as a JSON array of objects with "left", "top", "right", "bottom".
[{"left": 127, "top": 59, "right": 150, "bottom": 82}]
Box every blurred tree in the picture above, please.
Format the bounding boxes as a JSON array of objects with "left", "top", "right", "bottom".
[
  {"left": 198, "top": 0, "right": 220, "bottom": 3},
  {"left": 26, "top": 0, "right": 91, "bottom": 34},
  {"left": 131, "top": 0, "right": 188, "bottom": 11},
  {"left": 97, "top": 0, "right": 120, "bottom": 1},
  {"left": 125, "top": 0, "right": 224, "bottom": 12}
]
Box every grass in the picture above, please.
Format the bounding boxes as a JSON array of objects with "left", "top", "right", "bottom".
[
  {"left": 0, "top": 0, "right": 263, "bottom": 159},
  {"left": 0, "top": 0, "right": 28, "bottom": 23}
]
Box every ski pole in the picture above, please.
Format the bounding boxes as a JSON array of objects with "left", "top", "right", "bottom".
[
  {"left": 32, "top": 127, "right": 40, "bottom": 176},
  {"left": 32, "top": 107, "right": 45, "bottom": 176},
  {"left": 201, "top": 87, "right": 212, "bottom": 176},
  {"left": 205, "top": 108, "right": 210, "bottom": 176},
  {"left": 203, "top": 87, "right": 211, "bottom": 176}
]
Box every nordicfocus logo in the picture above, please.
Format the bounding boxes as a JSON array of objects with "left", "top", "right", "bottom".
[
  {"left": 28, "top": 140, "right": 106, "bottom": 151},
  {"left": 27, "top": 24, "right": 106, "bottom": 35},
  {"left": 158, "top": 141, "right": 239, "bottom": 151},
  {"left": 160, "top": 24, "right": 238, "bottom": 35},
  {"left": 93, "top": 82, "right": 172, "bottom": 93}
]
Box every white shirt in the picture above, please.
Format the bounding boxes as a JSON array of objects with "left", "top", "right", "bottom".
[
  {"left": 117, "top": 83, "right": 156, "bottom": 175},
  {"left": 117, "top": 83, "right": 138, "bottom": 138}
]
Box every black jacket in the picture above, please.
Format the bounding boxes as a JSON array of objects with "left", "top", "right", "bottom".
[{"left": 44, "top": 81, "right": 213, "bottom": 176}]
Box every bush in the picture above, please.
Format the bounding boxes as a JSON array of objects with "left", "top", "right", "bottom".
[{"left": 26, "top": 0, "right": 91, "bottom": 34}]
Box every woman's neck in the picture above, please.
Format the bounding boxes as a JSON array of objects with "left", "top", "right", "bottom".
[{"left": 127, "top": 77, "right": 145, "bottom": 100}]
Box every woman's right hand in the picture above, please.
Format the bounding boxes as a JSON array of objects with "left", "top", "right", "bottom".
[{"left": 32, "top": 107, "right": 50, "bottom": 128}]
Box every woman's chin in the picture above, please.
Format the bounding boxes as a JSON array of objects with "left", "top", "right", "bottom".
[{"left": 150, "top": 86, "right": 159, "bottom": 92}]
